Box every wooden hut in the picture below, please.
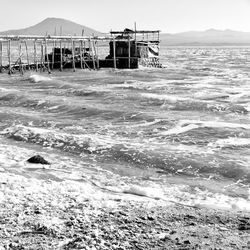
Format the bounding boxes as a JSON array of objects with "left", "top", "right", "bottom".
[{"left": 106, "top": 28, "right": 162, "bottom": 68}]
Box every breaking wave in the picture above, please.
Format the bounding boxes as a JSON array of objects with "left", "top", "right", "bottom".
[
  {"left": 29, "top": 74, "right": 52, "bottom": 83},
  {"left": 161, "top": 120, "right": 250, "bottom": 136}
]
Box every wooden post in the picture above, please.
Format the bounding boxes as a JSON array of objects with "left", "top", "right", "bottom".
[
  {"left": 90, "top": 38, "right": 96, "bottom": 70},
  {"left": 8, "top": 40, "right": 11, "bottom": 74},
  {"left": 34, "top": 40, "right": 38, "bottom": 71},
  {"left": 83, "top": 41, "right": 86, "bottom": 69},
  {"left": 71, "top": 38, "right": 76, "bottom": 72},
  {"left": 113, "top": 37, "right": 116, "bottom": 69},
  {"left": 157, "top": 31, "right": 160, "bottom": 57},
  {"left": 24, "top": 41, "right": 30, "bottom": 70},
  {"left": 95, "top": 40, "right": 99, "bottom": 69},
  {"left": 52, "top": 40, "right": 55, "bottom": 69},
  {"left": 0, "top": 41, "right": 2, "bottom": 72},
  {"left": 18, "top": 41, "right": 23, "bottom": 74},
  {"left": 80, "top": 40, "right": 83, "bottom": 69},
  {"left": 60, "top": 40, "right": 63, "bottom": 71},
  {"left": 134, "top": 22, "right": 137, "bottom": 57},
  {"left": 40, "top": 43, "right": 44, "bottom": 71},
  {"left": 44, "top": 39, "right": 50, "bottom": 73},
  {"left": 80, "top": 40, "right": 91, "bottom": 70},
  {"left": 128, "top": 37, "right": 131, "bottom": 69}
]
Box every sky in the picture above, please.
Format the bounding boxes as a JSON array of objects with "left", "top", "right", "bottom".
[{"left": 1, "top": 0, "right": 250, "bottom": 33}]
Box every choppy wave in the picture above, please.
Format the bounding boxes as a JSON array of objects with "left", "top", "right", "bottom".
[
  {"left": 0, "top": 125, "right": 115, "bottom": 154},
  {"left": 1, "top": 47, "right": 250, "bottom": 212}
]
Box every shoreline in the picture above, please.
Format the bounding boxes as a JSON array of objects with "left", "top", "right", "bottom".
[{"left": 1, "top": 171, "right": 250, "bottom": 249}]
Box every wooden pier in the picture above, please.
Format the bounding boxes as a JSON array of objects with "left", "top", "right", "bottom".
[{"left": 0, "top": 29, "right": 161, "bottom": 74}]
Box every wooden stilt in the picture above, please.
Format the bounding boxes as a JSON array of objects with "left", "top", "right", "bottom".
[
  {"left": 134, "top": 22, "right": 137, "bottom": 57},
  {"left": 8, "top": 40, "right": 12, "bottom": 74},
  {"left": 80, "top": 40, "right": 91, "bottom": 70},
  {"left": 80, "top": 40, "right": 83, "bottom": 69},
  {"left": 128, "top": 37, "right": 131, "bottom": 69},
  {"left": 40, "top": 43, "right": 44, "bottom": 71},
  {"left": 90, "top": 38, "right": 96, "bottom": 70},
  {"left": 44, "top": 39, "right": 51, "bottom": 73},
  {"left": 34, "top": 40, "right": 38, "bottom": 71},
  {"left": 83, "top": 41, "right": 86, "bottom": 69},
  {"left": 52, "top": 40, "right": 55, "bottom": 69},
  {"left": 0, "top": 41, "right": 2, "bottom": 73},
  {"left": 18, "top": 41, "right": 23, "bottom": 74},
  {"left": 71, "top": 38, "right": 76, "bottom": 72},
  {"left": 113, "top": 37, "right": 116, "bottom": 69},
  {"left": 24, "top": 41, "right": 30, "bottom": 70},
  {"left": 94, "top": 40, "right": 99, "bottom": 69},
  {"left": 60, "top": 40, "right": 63, "bottom": 71}
]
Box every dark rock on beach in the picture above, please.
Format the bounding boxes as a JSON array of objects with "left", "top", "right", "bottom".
[{"left": 27, "top": 155, "right": 50, "bottom": 165}]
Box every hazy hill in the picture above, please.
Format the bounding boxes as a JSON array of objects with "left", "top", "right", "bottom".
[
  {"left": 160, "top": 29, "right": 250, "bottom": 45},
  {"left": 0, "top": 17, "right": 104, "bottom": 36}
]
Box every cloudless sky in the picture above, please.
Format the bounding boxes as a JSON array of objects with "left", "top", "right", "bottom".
[{"left": 1, "top": 0, "right": 250, "bottom": 33}]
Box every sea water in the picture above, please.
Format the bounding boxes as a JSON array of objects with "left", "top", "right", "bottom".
[{"left": 0, "top": 46, "right": 250, "bottom": 210}]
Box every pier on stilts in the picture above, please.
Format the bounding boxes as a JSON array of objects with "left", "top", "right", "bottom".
[{"left": 0, "top": 29, "right": 162, "bottom": 74}]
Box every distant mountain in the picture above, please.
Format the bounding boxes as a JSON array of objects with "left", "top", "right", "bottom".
[
  {"left": 160, "top": 29, "right": 250, "bottom": 45},
  {"left": 0, "top": 17, "right": 104, "bottom": 36},
  {"left": 1, "top": 19, "right": 250, "bottom": 45}
]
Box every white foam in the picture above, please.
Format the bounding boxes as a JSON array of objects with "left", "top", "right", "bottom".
[
  {"left": 122, "top": 185, "right": 164, "bottom": 199},
  {"left": 37, "top": 100, "right": 47, "bottom": 106},
  {"left": 29, "top": 74, "right": 51, "bottom": 83},
  {"left": 141, "top": 93, "right": 189, "bottom": 103},
  {"left": 124, "top": 119, "right": 161, "bottom": 128},
  {"left": 193, "top": 193, "right": 250, "bottom": 211},
  {"left": 209, "top": 137, "right": 250, "bottom": 148},
  {"left": 162, "top": 123, "right": 200, "bottom": 135},
  {"left": 0, "top": 87, "right": 9, "bottom": 92},
  {"left": 48, "top": 105, "right": 60, "bottom": 110}
]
